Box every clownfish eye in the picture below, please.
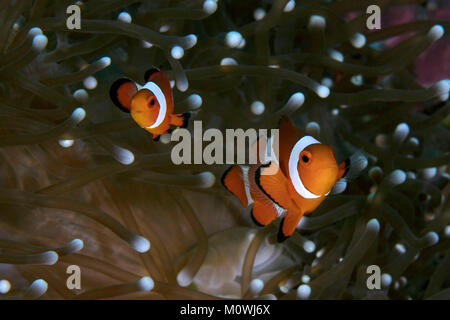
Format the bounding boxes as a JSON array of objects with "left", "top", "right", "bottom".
[
  {"left": 302, "top": 155, "right": 309, "bottom": 163},
  {"left": 148, "top": 98, "right": 155, "bottom": 107}
]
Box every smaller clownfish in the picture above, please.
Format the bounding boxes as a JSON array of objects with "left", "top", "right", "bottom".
[
  {"left": 222, "top": 117, "right": 364, "bottom": 242},
  {"left": 109, "top": 67, "right": 190, "bottom": 141}
]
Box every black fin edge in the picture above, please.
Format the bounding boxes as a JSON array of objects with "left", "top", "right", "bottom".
[
  {"left": 221, "top": 165, "right": 236, "bottom": 194},
  {"left": 277, "top": 116, "right": 294, "bottom": 130},
  {"left": 144, "top": 67, "right": 160, "bottom": 82},
  {"left": 254, "top": 162, "right": 284, "bottom": 209},
  {"left": 181, "top": 112, "right": 191, "bottom": 128},
  {"left": 250, "top": 208, "right": 265, "bottom": 228},
  {"left": 277, "top": 217, "right": 290, "bottom": 242}
]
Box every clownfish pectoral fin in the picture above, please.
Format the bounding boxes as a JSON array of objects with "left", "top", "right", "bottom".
[
  {"left": 251, "top": 200, "right": 278, "bottom": 227},
  {"left": 277, "top": 210, "right": 304, "bottom": 242},
  {"left": 337, "top": 151, "right": 368, "bottom": 180},
  {"left": 222, "top": 165, "right": 249, "bottom": 206},
  {"left": 169, "top": 113, "right": 191, "bottom": 128},
  {"left": 255, "top": 162, "right": 292, "bottom": 210},
  {"left": 337, "top": 158, "right": 351, "bottom": 180},
  {"left": 169, "top": 114, "right": 184, "bottom": 127},
  {"left": 109, "top": 78, "right": 138, "bottom": 113}
]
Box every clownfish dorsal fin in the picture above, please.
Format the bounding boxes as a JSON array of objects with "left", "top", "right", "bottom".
[
  {"left": 221, "top": 165, "right": 249, "bottom": 207},
  {"left": 278, "top": 117, "right": 305, "bottom": 140},
  {"left": 255, "top": 162, "right": 292, "bottom": 210},
  {"left": 144, "top": 67, "right": 160, "bottom": 82},
  {"left": 109, "top": 78, "right": 138, "bottom": 113}
]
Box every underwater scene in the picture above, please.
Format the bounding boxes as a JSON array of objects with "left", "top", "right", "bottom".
[{"left": 0, "top": 0, "right": 449, "bottom": 302}]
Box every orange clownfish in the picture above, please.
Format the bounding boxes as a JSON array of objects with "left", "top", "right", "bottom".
[
  {"left": 109, "top": 67, "right": 190, "bottom": 141},
  {"left": 222, "top": 117, "right": 352, "bottom": 242}
]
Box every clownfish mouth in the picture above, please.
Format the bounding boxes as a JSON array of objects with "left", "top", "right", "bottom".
[
  {"left": 288, "top": 135, "right": 323, "bottom": 199},
  {"left": 140, "top": 81, "right": 167, "bottom": 129}
]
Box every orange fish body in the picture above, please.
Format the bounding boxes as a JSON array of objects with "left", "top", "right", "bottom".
[
  {"left": 222, "top": 117, "right": 348, "bottom": 242},
  {"left": 110, "top": 67, "right": 190, "bottom": 141}
]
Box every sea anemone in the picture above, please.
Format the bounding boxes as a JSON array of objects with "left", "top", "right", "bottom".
[{"left": 0, "top": 0, "right": 448, "bottom": 300}]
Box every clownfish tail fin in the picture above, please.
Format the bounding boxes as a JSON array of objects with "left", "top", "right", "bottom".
[
  {"left": 181, "top": 112, "right": 191, "bottom": 128},
  {"left": 222, "top": 165, "right": 249, "bottom": 207}
]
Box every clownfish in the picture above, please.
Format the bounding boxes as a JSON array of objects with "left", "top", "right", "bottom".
[
  {"left": 222, "top": 117, "right": 354, "bottom": 242},
  {"left": 109, "top": 67, "right": 190, "bottom": 141}
]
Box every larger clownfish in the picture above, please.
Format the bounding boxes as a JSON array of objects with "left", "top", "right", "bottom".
[
  {"left": 109, "top": 67, "right": 190, "bottom": 141},
  {"left": 222, "top": 117, "right": 353, "bottom": 242}
]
